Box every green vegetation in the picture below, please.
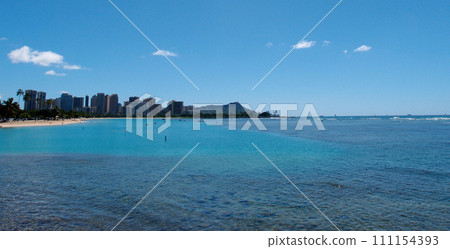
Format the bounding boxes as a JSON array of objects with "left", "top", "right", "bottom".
[
  {"left": 0, "top": 98, "right": 21, "bottom": 122},
  {"left": 258, "top": 111, "right": 272, "bottom": 118},
  {"left": 0, "top": 97, "right": 98, "bottom": 122}
]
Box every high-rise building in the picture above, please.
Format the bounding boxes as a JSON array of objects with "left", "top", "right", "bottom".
[
  {"left": 37, "top": 91, "right": 46, "bottom": 110},
  {"left": 183, "top": 105, "right": 193, "bottom": 115},
  {"left": 54, "top": 98, "right": 61, "bottom": 109},
  {"left": 85, "top": 95, "right": 89, "bottom": 108},
  {"left": 140, "top": 97, "right": 155, "bottom": 116},
  {"left": 124, "top": 96, "right": 143, "bottom": 116},
  {"left": 168, "top": 100, "right": 183, "bottom": 116},
  {"left": 143, "top": 97, "right": 153, "bottom": 103},
  {"left": 152, "top": 104, "right": 162, "bottom": 116},
  {"left": 129, "top": 96, "right": 139, "bottom": 102},
  {"left": 117, "top": 103, "right": 122, "bottom": 115},
  {"left": 95, "top": 93, "right": 107, "bottom": 114},
  {"left": 24, "top": 90, "right": 37, "bottom": 111},
  {"left": 73, "top": 97, "right": 84, "bottom": 112},
  {"left": 91, "top": 95, "right": 97, "bottom": 113},
  {"left": 107, "top": 94, "right": 119, "bottom": 115},
  {"left": 61, "top": 93, "right": 73, "bottom": 111}
]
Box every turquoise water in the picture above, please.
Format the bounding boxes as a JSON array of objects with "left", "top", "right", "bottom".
[{"left": 0, "top": 117, "right": 449, "bottom": 230}]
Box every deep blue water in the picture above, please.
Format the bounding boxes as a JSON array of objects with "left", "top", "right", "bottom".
[{"left": 0, "top": 117, "right": 449, "bottom": 230}]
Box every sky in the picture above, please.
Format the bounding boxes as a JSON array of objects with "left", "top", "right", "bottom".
[{"left": 0, "top": 0, "right": 449, "bottom": 115}]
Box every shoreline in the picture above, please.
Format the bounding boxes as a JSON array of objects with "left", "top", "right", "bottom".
[{"left": 0, "top": 119, "right": 85, "bottom": 128}]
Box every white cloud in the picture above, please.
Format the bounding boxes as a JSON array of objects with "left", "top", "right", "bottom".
[
  {"left": 152, "top": 50, "right": 177, "bottom": 57},
  {"left": 293, "top": 40, "right": 316, "bottom": 49},
  {"left": 322, "top": 40, "right": 331, "bottom": 47},
  {"left": 266, "top": 42, "right": 273, "bottom": 48},
  {"left": 8, "top": 46, "right": 36, "bottom": 64},
  {"left": 8, "top": 46, "right": 63, "bottom": 66},
  {"left": 45, "top": 70, "right": 66, "bottom": 76},
  {"left": 0, "top": 93, "right": 3, "bottom": 99},
  {"left": 0, "top": 37, "right": 7, "bottom": 41},
  {"left": 354, "top": 45, "right": 371, "bottom": 52},
  {"left": 63, "top": 64, "right": 81, "bottom": 70},
  {"left": 8, "top": 45, "right": 82, "bottom": 71},
  {"left": 31, "top": 51, "right": 64, "bottom": 66},
  {"left": 343, "top": 50, "right": 348, "bottom": 54}
]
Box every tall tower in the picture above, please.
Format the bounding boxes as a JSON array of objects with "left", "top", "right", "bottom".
[
  {"left": 107, "top": 94, "right": 119, "bottom": 115},
  {"left": 60, "top": 93, "right": 73, "bottom": 111},
  {"left": 37, "top": 91, "right": 46, "bottom": 110},
  {"left": 24, "top": 90, "right": 38, "bottom": 111},
  {"left": 96, "top": 93, "right": 106, "bottom": 114}
]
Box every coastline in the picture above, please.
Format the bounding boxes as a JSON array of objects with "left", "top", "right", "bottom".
[{"left": 0, "top": 119, "right": 85, "bottom": 128}]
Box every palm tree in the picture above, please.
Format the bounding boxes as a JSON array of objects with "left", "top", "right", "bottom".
[
  {"left": 2, "top": 98, "right": 20, "bottom": 121},
  {"left": 23, "top": 92, "right": 30, "bottom": 110},
  {"left": 36, "top": 98, "right": 41, "bottom": 110},
  {"left": 44, "top": 99, "right": 53, "bottom": 110},
  {"left": 45, "top": 99, "right": 54, "bottom": 110},
  {"left": 16, "top": 89, "right": 24, "bottom": 108},
  {"left": 0, "top": 101, "right": 4, "bottom": 121}
]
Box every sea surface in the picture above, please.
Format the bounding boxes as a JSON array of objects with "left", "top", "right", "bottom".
[{"left": 0, "top": 117, "right": 449, "bottom": 231}]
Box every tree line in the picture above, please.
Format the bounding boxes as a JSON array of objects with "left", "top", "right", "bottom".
[
  {"left": 1, "top": 89, "right": 274, "bottom": 122},
  {"left": 0, "top": 89, "right": 95, "bottom": 122}
]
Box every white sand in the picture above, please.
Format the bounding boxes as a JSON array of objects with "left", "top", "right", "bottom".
[{"left": 0, "top": 119, "right": 85, "bottom": 128}]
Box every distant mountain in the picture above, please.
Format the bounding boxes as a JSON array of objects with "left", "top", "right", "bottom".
[{"left": 195, "top": 102, "right": 257, "bottom": 115}]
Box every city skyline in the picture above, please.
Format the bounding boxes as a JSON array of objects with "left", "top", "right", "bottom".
[
  {"left": 16, "top": 88, "right": 193, "bottom": 116},
  {"left": 0, "top": 0, "right": 449, "bottom": 116},
  {"left": 12, "top": 87, "right": 449, "bottom": 119}
]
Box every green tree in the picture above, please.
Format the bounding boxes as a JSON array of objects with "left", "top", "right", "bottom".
[
  {"left": 258, "top": 111, "right": 271, "bottom": 118},
  {"left": 18, "top": 112, "right": 31, "bottom": 120},
  {"left": 1, "top": 98, "right": 21, "bottom": 121},
  {"left": 23, "top": 92, "right": 31, "bottom": 108},
  {"left": 16, "top": 89, "right": 24, "bottom": 108},
  {"left": 0, "top": 101, "right": 4, "bottom": 121},
  {"left": 45, "top": 99, "right": 54, "bottom": 110}
]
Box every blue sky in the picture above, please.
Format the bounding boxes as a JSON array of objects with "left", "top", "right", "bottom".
[{"left": 0, "top": 0, "right": 449, "bottom": 115}]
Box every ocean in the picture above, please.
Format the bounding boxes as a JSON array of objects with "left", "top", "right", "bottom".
[{"left": 0, "top": 117, "right": 449, "bottom": 230}]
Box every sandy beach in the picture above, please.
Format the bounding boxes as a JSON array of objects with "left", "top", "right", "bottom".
[{"left": 0, "top": 119, "right": 85, "bottom": 128}]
